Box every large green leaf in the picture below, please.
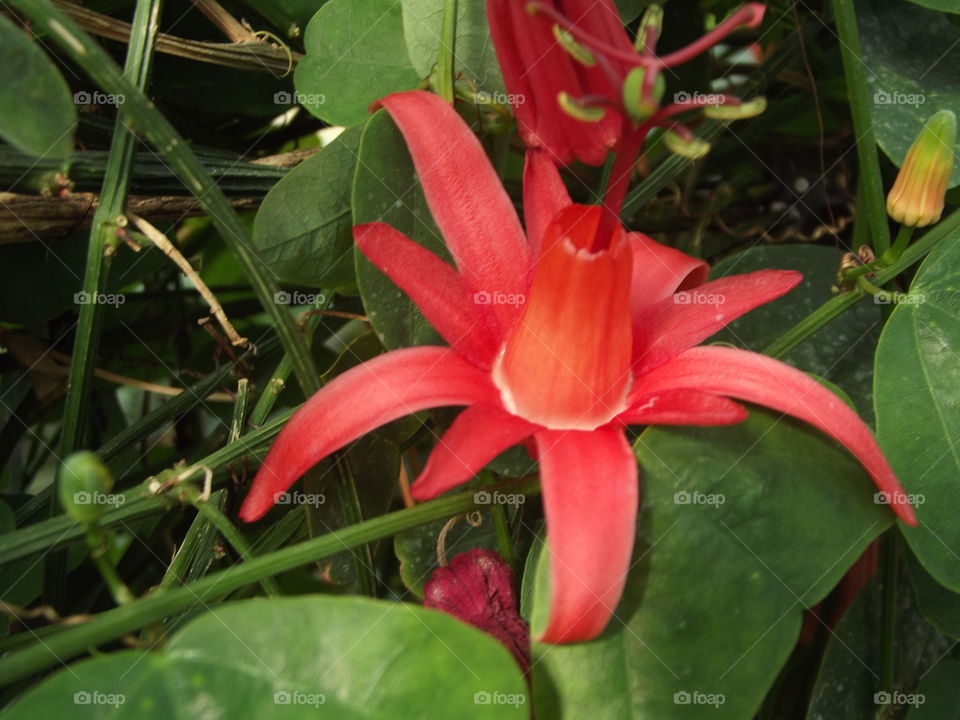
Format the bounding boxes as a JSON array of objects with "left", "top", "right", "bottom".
[
  {"left": 293, "top": 0, "right": 422, "bottom": 127},
  {"left": 0, "top": 14, "right": 76, "bottom": 159},
  {"left": 401, "top": 0, "right": 504, "bottom": 94},
  {"left": 3, "top": 596, "right": 528, "bottom": 718},
  {"left": 904, "top": 0, "right": 960, "bottom": 14},
  {"left": 857, "top": 0, "right": 960, "bottom": 187},
  {"left": 875, "top": 235, "right": 960, "bottom": 592},
  {"left": 524, "top": 409, "right": 893, "bottom": 720},
  {"left": 251, "top": 125, "right": 363, "bottom": 291},
  {"left": 351, "top": 108, "right": 449, "bottom": 349},
  {"left": 711, "top": 244, "right": 882, "bottom": 422}
]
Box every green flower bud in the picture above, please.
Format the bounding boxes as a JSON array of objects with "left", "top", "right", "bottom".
[{"left": 59, "top": 451, "right": 115, "bottom": 524}]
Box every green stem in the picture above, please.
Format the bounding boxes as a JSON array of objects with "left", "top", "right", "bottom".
[
  {"left": 228, "top": 378, "right": 250, "bottom": 443},
  {"left": 882, "top": 225, "right": 915, "bottom": 264},
  {"left": 185, "top": 489, "right": 283, "bottom": 597},
  {"left": 0, "top": 476, "right": 540, "bottom": 684},
  {"left": 832, "top": 0, "right": 891, "bottom": 255},
  {"left": 0, "top": 409, "right": 296, "bottom": 566},
  {"left": 435, "top": 0, "right": 458, "bottom": 103},
  {"left": 10, "top": 0, "right": 318, "bottom": 397},
  {"left": 86, "top": 525, "right": 136, "bottom": 606},
  {"left": 50, "top": 0, "right": 162, "bottom": 607},
  {"left": 763, "top": 206, "right": 960, "bottom": 358}
]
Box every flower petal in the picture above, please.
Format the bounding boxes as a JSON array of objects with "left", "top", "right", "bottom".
[
  {"left": 523, "top": 150, "right": 571, "bottom": 258},
  {"left": 238, "top": 348, "right": 496, "bottom": 522},
  {"left": 632, "top": 270, "right": 802, "bottom": 373},
  {"left": 618, "top": 389, "right": 747, "bottom": 426},
  {"left": 411, "top": 404, "right": 538, "bottom": 500},
  {"left": 632, "top": 346, "right": 918, "bottom": 525},
  {"left": 629, "top": 233, "right": 709, "bottom": 318},
  {"left": 354, "top": 223, "right": 502, "bottom": 367},
  {"left": 535, "top": 428, "right": 638, "bottom": 643},
  {"left": 374, "top": 90, "right": 530, "bottom": 333}
]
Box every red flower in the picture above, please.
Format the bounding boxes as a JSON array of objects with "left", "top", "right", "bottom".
[
  {"left": 486, "top": 0, "right": 631, "bottom": 166},
  {"left": 487, "top": 0, "right": 766, "bottom": 215},
  {"left": 239, "top": 90, "right": 916, "bottom": 644}
]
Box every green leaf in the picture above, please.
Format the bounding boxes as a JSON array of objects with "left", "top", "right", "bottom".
[
  {"left": 294, "top": 0, "right": 422, "bottom": 127},
  {"left": 351, "top": 108, "right": 449, "bottom": 349},
  {"left": 875, "top": 236, "right": 960, "bottom": 592},
  {"left": 857, "top": 0, "right": 960, "bottom": 187},
  {"left": 252, "top": 125, "right": 363, "bottom": 291},
  {"left": 401, "top": 0, "right": 504, "bottom": 94},
  {"left": 3, "top": 596, "right": 529, "bottom": 718},
  {"left": 711, "top": 244, "right": 882, "bottom": 423},
  {"left": 909, "top": 658, "right": 960, "bottom": 718},
  {"left": 0, "top": 14, "right": 76, "bottom": 159},
  {"left": 525, "top": 409, "right": 892, "bottom": 719}
]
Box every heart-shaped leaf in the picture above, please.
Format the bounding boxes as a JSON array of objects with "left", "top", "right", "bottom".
[{"left": 3, "top": 596, "right": 529, "bottom": 718}]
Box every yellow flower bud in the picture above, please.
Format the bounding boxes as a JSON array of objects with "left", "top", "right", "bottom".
[{"left": 886, "top": 109, "right": 956, "bottom": 227}]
